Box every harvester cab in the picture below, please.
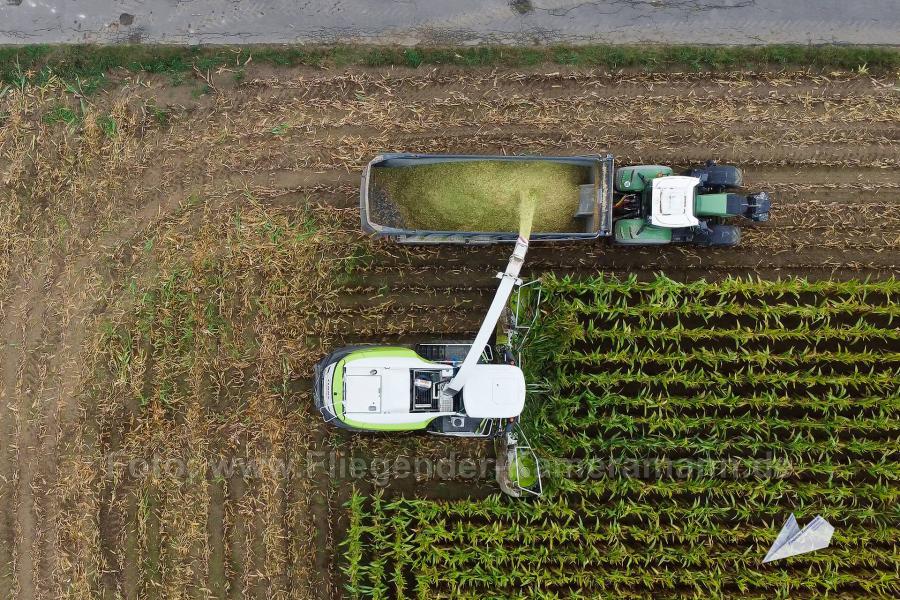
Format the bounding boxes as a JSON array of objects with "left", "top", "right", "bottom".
[
  {"left": 613, "top": 162, "right": 770, "bottom": 246},
  {"left": 314, "top": 236, "right": 544, "bottom": 497}
]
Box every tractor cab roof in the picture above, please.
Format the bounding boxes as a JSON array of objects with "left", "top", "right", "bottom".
[
  {"left": 462, "top": 364, "right": 526, "bottom": 419},
  {"left": 650, "top": 176, "right": 700, "bottom": 228}
]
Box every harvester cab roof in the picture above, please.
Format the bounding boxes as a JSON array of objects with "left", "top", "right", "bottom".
[{"left": 460, "top": 364, "right": 526, "bottom": 419}]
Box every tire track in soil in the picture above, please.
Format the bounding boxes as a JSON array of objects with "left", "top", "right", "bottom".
[
  {"left": 266, "top": 465, "right": 288, "bottom": 599},
  {"left": 346, "top": 247, "right": 899, "bottom": 286},
  {"left": 226, "top": 473, "right": 246, "bottom": 600},
  {"left": 332, "top": 290, "right": 487, "bottom": 310},
  {"left": 141, "top": 485, "right": 162, "bottom": 600},
  {"left": 332, "top": 332, "right": 482, "bottom": 349},
  {"left": 97, "top": 349, "right": 142, "bottom": 599},
  {"left": 0, "top": 267, "right": 47, "bottom": 600},
  {"left": 355, "top": 135, "right": 900, "bottom": 169},
  {"left": 306, "top": 422, "right": 335, "bottom": 600},
  {"left": 769, "top": 189, "right": 900, "bottom": 206},
  {"left": 2, "top": 264, "right": 54, "bottom": 600},
  {"left": 247, "top": 510, "right": 268, "bottom": 599},
  {"left": 98, "top": 474, "right": 125, "bottom": 599},
  {"left": 122, "top": 489, "right": 139, "bottom": 600},
  {"left": 207, "top": 478, "right": 227, "bottom": 600},
  {"left": 116, "top": 338, "right": 155, "bottom": 600},
  {"left": 247, "top": 71, "right": 888, "bottom": 103},
  {"left": 32, "top": 286, "right": 86, "bottom": 600},
  {"left": 297, "top": 121, "right": 900, "bottom": 149},
  {"left": 100, "top": 349, "right": 144, "bottom": 600},
  {"left": 364, "top": 243, "right": 900, "bottom": 270}
]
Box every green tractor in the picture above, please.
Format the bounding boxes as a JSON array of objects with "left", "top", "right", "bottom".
[{"left": 613, "top": 162, "right": 770, "bottom": 247}]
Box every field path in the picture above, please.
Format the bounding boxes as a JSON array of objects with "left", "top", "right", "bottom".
[{"left": 0, "top": 264, "right": 51, "bottom": 600}]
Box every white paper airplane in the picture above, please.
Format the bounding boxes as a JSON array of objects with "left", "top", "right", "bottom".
[{"left": 763, "top": 514, "right": 834, "bottom": 563}]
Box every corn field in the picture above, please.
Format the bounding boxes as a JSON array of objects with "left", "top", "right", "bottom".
[
  {"left": 343, "top": 275, "right": 899, "bottom": 599},
  {"left": 2, "top": 58, "right": 899, "bottom": 599}
]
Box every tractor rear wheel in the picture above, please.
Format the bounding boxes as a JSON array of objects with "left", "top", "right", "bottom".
[
  {"left": 688, "top": 162, "right": 743, "bottom": 192},
  {"left": 697, "top": 224, "right": 741, "bottom": 247}
]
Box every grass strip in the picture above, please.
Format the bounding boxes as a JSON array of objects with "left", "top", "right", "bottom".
[{"left": 1, "top": 44, "right": 897, "bottom": 88}]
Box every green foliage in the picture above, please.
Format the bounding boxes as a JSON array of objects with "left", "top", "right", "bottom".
[
  {"left": 342, "top": 491, "right": 367, "bottom": 599},
  {"left": 42, "top": 104, "right": 79, "bottom": 126},
  {"left": 344, "top": 275, "right": 899, "bottom": 598},
  {"left": 145, "top": 103, "right": 169, "bottom": 126},
  {"left": 97, "top": 114, "right": 117, "bottom": 138}
]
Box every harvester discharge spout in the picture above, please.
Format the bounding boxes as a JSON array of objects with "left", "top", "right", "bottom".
[{"left": 441, "top": 193, "right": 534, "bottom": 399}]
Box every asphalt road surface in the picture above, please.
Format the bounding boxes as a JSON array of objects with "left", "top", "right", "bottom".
[{"left": 0, "top": 0, "right": 898, "bottom": 45}]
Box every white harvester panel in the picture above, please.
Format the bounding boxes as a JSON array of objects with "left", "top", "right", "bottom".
[
  {"left": 462, "top": 364, "right": 526, "bottom": 419},
  {"left": 344, "top": 375, "right": 382, "bottom": 413}
]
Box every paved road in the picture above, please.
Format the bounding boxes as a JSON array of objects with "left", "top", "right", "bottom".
[{"left": 1, "top": 0, "right": 898, "bottom": 46}]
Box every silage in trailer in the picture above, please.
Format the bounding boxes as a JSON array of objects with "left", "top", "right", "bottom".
[{"left": 370, "top": 160, "right": 587, "bottom": 232}]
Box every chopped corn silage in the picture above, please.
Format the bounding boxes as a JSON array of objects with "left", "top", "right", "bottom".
[{"left": 372, "top": 161, "right": 587, "bottom": 232}]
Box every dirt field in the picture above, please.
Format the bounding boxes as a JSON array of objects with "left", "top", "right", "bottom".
[{"left": 0, "top": 63, "right": 898, "bottom": 599}]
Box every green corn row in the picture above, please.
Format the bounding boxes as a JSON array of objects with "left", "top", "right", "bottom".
[
  {"left": 550, "top": 426, "right": 898, "bottom": 464},
  {"left": 545, "top": 403, "right": 899, "bottom": 436},
  {"left": 560, "top": 347, "right": 900, "bottom": 369},
  {"left": 575, "top": 320, "right": 900, "bottom": 345},
  {"left": 540, "top": 274, "right": 900, "bottom": 302},
  {"left": 566, "top": 365, "right": 899, "bottom": 392},
  {"left": 342, "top": 491, "right": 366, "bottom": 599},
  {"left": 556, "top": 295, "right": 900, "bottom": 323},
  {"left": 545, "top": 389, "right": 900, "bottom": 418},
  {"left": 380, "top": 494, "right": 898, "bottom": 540},
  {"left": 345, "top": 495, "right": 898, "bottom": 597}
]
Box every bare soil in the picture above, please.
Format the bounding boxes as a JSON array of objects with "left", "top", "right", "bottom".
[{"left": 0, "top": 63, "right": 897, "bottom": 600}]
